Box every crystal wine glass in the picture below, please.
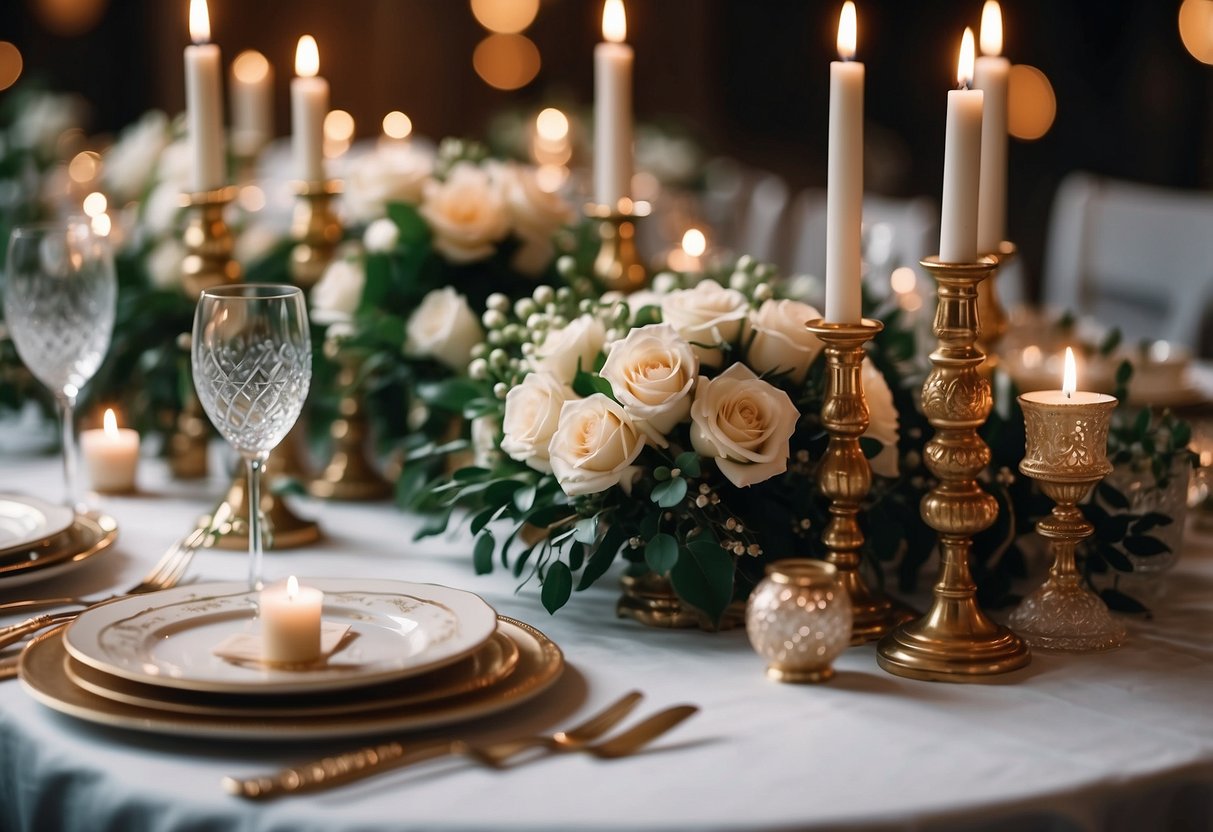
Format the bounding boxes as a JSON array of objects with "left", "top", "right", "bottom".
[
  {"left": 4, "top": 220, "right": 117, "bottom": 510},
  {"left": 192, "top": 284, "right": 311, "bottom": 590}
]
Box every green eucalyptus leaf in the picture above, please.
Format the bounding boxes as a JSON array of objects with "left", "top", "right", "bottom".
[
  {"left": 485, "top": 478, "right": 525, "bottom": 507},
  {"left": 473, "top": 532, "right": 495, "bottom": 575},
  {"left": 859, "top": 437, "right": 884, "bottom": 459},
  {"left": 568, "top": 541, "right": 586, "bottom": 571},
  {"left": 573, "top": 516, "right": 599, "bottom": 544},
  {"left": 1131, "top": 512, "right": 1173, "bottom": 534},
  {"left": 651, "top": 477, "right": 688, "bottom": 508},
  {"left": 653, "top": 466, "right": 671, "bottom": 482},
  {"left": 1099, "top": 328, "right": 1122, "bottom": 356},
  {"left": 1115, "top": 359, "right": 1133, "bottom": 387},
  {"left": 513, "top": 483, "right": 537, "bottom": 512},
  {"left": 674, "top": 452, "right": 701, "bottom": 477},
  {"left": 669, "top": 539, "right": 734, "bottom": 625},
  {"left": 1099, "top": 588, "right": 1149, "bottom": 614},
  {"left": 1171, "top": 420, "right": 1192, "bottom": 449},
  {"left": 644, "top": 533, "right": 679, "bottom": 574},
  {"left": 414, "top": 506, "right": 453, "bottom": 540},
  {"left": 541, "top": 561, "right": 573, "bottom": 614},
  {"left": 1132, "top": 408, "right": 1150, "bottom": 440},
  {"left": 577, "top": 523, "right": 626, "bottom": 591},
  {"left": 1099, "top": 543, "right": 1134, "bottom": 572},
  {"left": 1097, "top": 482, "right": 1131, "bottom": 511},
  {"left": 1122, "top": 535, "right": 1169, "bottom": 557}
]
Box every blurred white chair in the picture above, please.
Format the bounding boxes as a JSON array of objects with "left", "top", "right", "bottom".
[
  {"left": 737, "top": 173, "right": 790, "bottom": 265},
  {"left": 701, "top": 157, "right": 750, "bottom": 253},
  {"left": 1043, "top": 172, "right": 1213, "bottom": 349}
]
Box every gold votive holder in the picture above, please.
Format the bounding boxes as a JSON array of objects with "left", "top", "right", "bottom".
[
  {"left": 976, "top": 241, "right": 1015, "bottom": 373},
  {"left": 805, "top": 318, "right": 898, "bottom": 644},
  {"left": 877, "top": 255, "right": 1031, "bottom": 682},
  {"left": 1009, "top": 391, "right": 1125, "bottom": 651},
  {"left": 746, "top": 560, "right": 852, "bottom": 683},
  {"left": 585, "top": 199, "right": 651, "bottom": 294},
  {"left": 180, "top": 186, "right": 242, "bottom": 300},
  {"left": 308, "top": 344, "right": 392, "bottom": 501},
  {"left": 290, "top": 179, "right": 343, "bottom": 290}
]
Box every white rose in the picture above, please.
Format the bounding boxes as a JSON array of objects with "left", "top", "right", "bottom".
[
  {"left": 235, "top": 223, "right": 281, "bottom": 266},
  {"left": 599, "top": 323, "right": 697, "bottom": 445},
  {"left": 494, "top": 160, "right": 573, "bottom": 238},
  {"left": 146, "top": 238, "right": 185, "bottom": 290},
  {"left": 533, "top": 314, "right": 605, "bottom": 383},
  {"left": 549, "top": 394, "right": 645, "bottom": 496},
  {"left": 418, "top": 162, "right": 509, "bottom": 264},
  {"left": 363, "top": 218, "right": 400, "bottom": 253},
  {"left": 310, "top": 258, "right": 365, "bottom": 325},
  {"left": 155, "top": 139, "right": 193, "bottom": 192},
  {"left": 343, "top": 145, "right": 433, "bottom": 224},
  {"left": 405, "top": 287, "right": 484, "bottom": 372},
  {"left": 690, "top": 363, "right": 801, "bottom": 488},
  {"left": 142, "top": 182, "right": 182, "bottom": 237},
  {"left": 745, "top": 299, "right": 825, "bottom": 384},
  {"left": 660, "top": 279, "right": 748, "bottom": 366},
  {"left": 12, "top": 93, "right": 81, "bottom": 153},
  {"left": 862, "top": 358, "right": 900, "bottom": 478},
  {"left": 501, "top": 372, "right": 578, "bottom": 473},
  {"left": 103, "top": 111, "right": 170, "bottom": 202}
]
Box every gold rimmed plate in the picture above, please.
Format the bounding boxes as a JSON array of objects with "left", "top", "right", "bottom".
[
  {"left": 21, "top": 617, "right": 564, "bottom": 740},
  {"left": 0, "top": 512, "right": 118, "bottom": 591},
  {"left": 0, "top": 494, "right": 74, "bottom": 558},
  {"left": 65, "top": 625, "right": 521, "bottom": 718}
]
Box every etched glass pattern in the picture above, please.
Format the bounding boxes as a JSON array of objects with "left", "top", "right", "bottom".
[{"left": 746, "top": 566, "right": 852, "bottom": 678}]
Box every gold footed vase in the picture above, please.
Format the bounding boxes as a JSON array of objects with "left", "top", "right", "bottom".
[
  {"left": 877, "top": 255, "right": 1031, "bottom": 682},
  {"left": 805, "top": 318, "right": 899, "bottom": 644},
  {"left": 290, "top": 180, "right": 342, "bottom": 290},
  {"left": 617, "top": 573, "right": 745, "bottom": 631},
  {"left": 309, "top": 350, "right": 391, "bottom": 501},
  {"left": 585, "top": 199, "right": 649, "bottom": 293},
  {"left": 976, "top": 241, "right": 1014, "bottom": 373}
]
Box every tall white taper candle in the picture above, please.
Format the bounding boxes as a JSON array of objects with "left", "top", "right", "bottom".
[
  {"left": 594, "top": 0, "right": 633, "bottom": 208},
  {"left": 939, "top": 28, "right": 984, "bottom": 264},
  {"left": 184, "top": 0, "right": 226, "bottom": 192},
  {"left": 825, "top": 1, "right": 864, "bottom": 324},
  {"left": 974, "top": 1, "right": 1009, "bottom": 253},
  {"left": 291, "top": 35, "right": 328, "bottom": 183}
]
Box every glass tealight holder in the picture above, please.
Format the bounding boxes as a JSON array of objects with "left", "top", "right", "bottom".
[{"left": 746, "top": 560, "right": 852, "bottom": 683}]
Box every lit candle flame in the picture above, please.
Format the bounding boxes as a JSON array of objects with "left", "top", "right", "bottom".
[
  {"left": 287, "top": 575, "right": 299, "bottom": 601},
  {"left": 103, "top": 408, "right": 119, "bottom": 437},
  {"left": 1063, "top": 346, "right": 1076, "bottom": 398},
  {"left": 295, "top": 35, "right": 319, "bottom": 78},
  {"left": 837, "top": 1, "right": 857, "bottom": 61},
  {"left": 979, "top": 1, "right": 1003, "bottom": 56},
  {"left": 682, "top": 228, "right": 707, "bottom": 258},
  {"left": 189, "top": 0, "right": 211, "bottom": 44},
  {"left": 602, "top": 0, "right": 627, "bottom": 44},
  {"left": 957, "top": 27, "right": 976, "bottom": 88},
  {"left": 232, "top": 49, "right": 269, "bottom": 84}
]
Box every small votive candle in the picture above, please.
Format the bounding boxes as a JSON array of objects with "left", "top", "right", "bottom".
[
  {"left": 80, "top": 408, "right": 139, "bottom": 493},
  {"left": 260, "top": 576, "right": 324, "bottom": 665},
  {"left": 1019, "top": 347, "right": 1117, "bottom": 478}
]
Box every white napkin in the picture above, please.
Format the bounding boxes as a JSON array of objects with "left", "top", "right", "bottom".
[{"left": 212, "top": 621, "right": 353, "bottom": 668}]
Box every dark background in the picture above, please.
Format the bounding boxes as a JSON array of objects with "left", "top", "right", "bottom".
[{"left": 2, "top": 0, "right": 1211, "bottom": 299}]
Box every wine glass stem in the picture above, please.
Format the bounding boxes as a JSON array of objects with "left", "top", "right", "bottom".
[
  {"left": 59, "top": 396, "right": 79, "bottom": 511},
  {"left": 247, "top": 455, "right": 266, "bottom": 592}
]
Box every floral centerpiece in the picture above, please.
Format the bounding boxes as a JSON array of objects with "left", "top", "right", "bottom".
[{"left": 405, "top": 259, "right": 900, "bottom": 624}]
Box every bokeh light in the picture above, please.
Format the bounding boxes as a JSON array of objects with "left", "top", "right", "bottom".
[
  {"left": 890, "top": 266, "right": 917, "bottom": 295},
  {"left": 68, "top": 151, "right": 101, "bottom": 184},
  {"left": 232, "top": 50, "right": 270, "bottom": 83},
  {"left": 681, "top": 228, "right": 707, "bottom": 258},
  {"left": 1008, "top": 64, "right": 1056, "bottom": 141},
  {"left": 0, "top": 42, "right": 23, "bottom": 92},
  {"left": 324, "top": 109, "right": 355, "bottom": 142},
  {"left": 33, "top": 0, "right": 108, "bottom": 37},
  {"left": 473, "top": 34, "right": 541, "bottom": 90},
  {"left": 82, "top": 191, "right": 107, "bottom": 218},
  {"left": 535, "top": 108, "right": 569, "bottom": 142},
  {"left": 382, "top": 110, "right": 413, "bottom": 140},
  {"left": 1179, "top": 0, "right": 1213, "bottom": 64},
  {"left": 470, "top": 0, "right": 540, "bottom": 34}
]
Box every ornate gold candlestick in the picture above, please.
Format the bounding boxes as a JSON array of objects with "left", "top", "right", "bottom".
[
  {"left": 309, "top": 345, "right": 391, "bottom": 501},
  {"left": 290, "top": 180, "right": 343, "bottom": 290},
  {"left": 1009, "top": 390, "right": 1124, "bottom": 651},
  {"left": 208, "top": 451, "right": 323, "bottom": 550},
  {"left": 805, "top": 318, "right": 898, "bottom": 644},
  {"left": 976, "top": 241, "right": 1015, "bottom": 371},
  {"left": 585, "top": 199, "right": 650, "bottom": 293},
  {"left": 877, "top": 255, "right": 1030, "bottom": 681}
]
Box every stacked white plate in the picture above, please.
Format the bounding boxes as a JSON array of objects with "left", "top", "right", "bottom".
[{"left": 0, "top": 495, "right": 117, "bottom": 590}]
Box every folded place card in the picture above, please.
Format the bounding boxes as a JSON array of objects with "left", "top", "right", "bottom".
[{"left": 212, "top": 621, "right": 354, "bottom": 669}]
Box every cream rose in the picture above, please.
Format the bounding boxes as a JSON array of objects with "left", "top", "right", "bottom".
[
  {"left": 310, "top": 258, "right": 365, "bottom": 325},
  {"left": 532, "top": 314, "right": 606, "bottom": 384},
  {"left": 862, "top": 358, "right": 900, "bottom": 478},
  {"left": 690, "top": 363, "right": 801, "bottom": 488},
  {"left": 494, "top": 161, "right": 573, "bottom": 264},
  {"left": 103, "top": 110, "right": 170, "bottom": 202},
  {"left": 660, "top": 280, "right": 748, "bottom": 366},
  {"left": 599, "top": 323, "right": 697, "bottom": 445},
  {"left": 363, "top": 218, "right": 400, "bottom": 253},
  {"left": 549, "top": 394, "right": 645, "bottom": 497},
  {"left": 344, "top": 145, "right": 433, "bottom": 224},
  {"left": 501, "top": 372, "right": 578, "bottom": 473},
  {"left": 405, "top": 287, "right": 484, "bottom": 372},
  {"left": 146, "top": 238, "right": 185, "bottom": 291},
  {"left": 745, "top": 299, "right": 825, "bottom": 385},
  {"left": 235, "top": 223, "right": 281, "bottom": 266},
  {"left": 418, "top": 162, "right": 509, "bottom": 264}
]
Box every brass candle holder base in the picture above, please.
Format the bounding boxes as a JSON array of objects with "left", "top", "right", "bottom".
[
  {"left": 309, "top": 349, "right": 391, "bottom": 501},
  {"left": 877, "top": 255, "right": 1030, "bottom": 682},
  {"left": 976, "top": 241, "right": 1015, "bottom": 373},
  {"left": 805, "top": 318, "right": 898, "bottom": 644},
  {"left": 290, "top": 180, "right": 343, "bottom": 290},
  {"left": 207, "top": 452, "right": 322, "bottom": 551},
  {"left": 168, "top": 390, "right": 210, "bottom": 480},
  {"left": 617, "top": 573, "right": 745, "bottom": 631},
  {"left": 181, "top": 186, "right": 242, "bottom": 299},
  {"left": 1010, "top": 393, "right": 1124, "bottom": 652},
  {"left": 585, "top": 199, "right": 650, "bottom": 294}
]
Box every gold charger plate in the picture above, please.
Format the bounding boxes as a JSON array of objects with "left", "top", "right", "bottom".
[
  {"left": 64, "top": 625, "right": 521, "bottom": 718},
  {"left": 20, "top": 617, "right": 564, "bottom": 740},
  {"left": 0, "top": 512, "right": 118, "bottom": 591},
  {"left": 0, "top": 494, "right": 75, "bottom": 559}
]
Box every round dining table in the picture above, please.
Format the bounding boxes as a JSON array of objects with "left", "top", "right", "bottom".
[{"left": 0, "top": 453, "right": 1211, "bottom": 832}]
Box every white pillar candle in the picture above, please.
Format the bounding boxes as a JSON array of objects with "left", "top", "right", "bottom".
[
  {"left": 291, "top": 35, "right": 329, "bottom": 183},
  {"left": 939, "top": 27, "right": 984, "bottom": 264},
  {"left": 80, "top": 408, "right": 139, "bottom": 494},
  {"left": 825, "top": 1, "right": 864, "bottom": 324},
  {"left": 260, "top": 575, "right": 324, "bottom": 664},
  {"left": 594, "top": 0, "right": 633, "bottom": 208},
  {"left": 230, "top": 49, "right": 274, "bottom": 159},
  {"left": 184, "top": 0, "right": 226, "bottom": 192},
  {"left": 974, "top": 1, "right": 1009, "bottom": 253}
]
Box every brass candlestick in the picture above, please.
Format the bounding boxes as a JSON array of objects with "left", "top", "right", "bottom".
[
  {"left": 805, "top": 318, "right": 898, "bottom": 644},
  {"left": 208, "top": 450, "right": 323, "bottom": 551},
  {"left": 585, "top": 199, "right": 650, "bottom": 293},
  {"left": 168, "top": 389, "right": 210, "bottom": 479},
  {"left": 1009, "top": 390, "right": 1125, "bottom": 651},
  {"left": 877, "top": 255, "right": 1031, "bottom": 681},
  {"left": 309, "top": 346, "right": 391, "bottom": 501},
  {"left": 290, "top": 180, "right": 343, "bottom": 290},
  {"left": 976, "top": 241, "right": 1015, "bottom": 372}
]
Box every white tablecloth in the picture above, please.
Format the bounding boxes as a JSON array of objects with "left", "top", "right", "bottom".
[{"left": 1, "top": 455, "right": 1211, "bottom": 832}]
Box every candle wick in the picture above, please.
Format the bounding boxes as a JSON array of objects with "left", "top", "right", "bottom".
[
  {"left": 1065, "top": 390, "right": 1071, "bottom": 399},
  {"left": 957, "top": 80, "right": 971, "bottom": 91}
]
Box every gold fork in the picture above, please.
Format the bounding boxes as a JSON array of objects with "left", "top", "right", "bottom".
[{"left": 224, "top": 690, "right": 647, "bottom": 800}]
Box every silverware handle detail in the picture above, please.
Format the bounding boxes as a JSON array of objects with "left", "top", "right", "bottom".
[{"left": 0, "top": 597, "right": 81, "bottom": 614}]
